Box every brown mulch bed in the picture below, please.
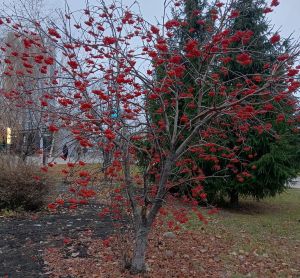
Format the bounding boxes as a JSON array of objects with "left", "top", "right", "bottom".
[{"left": 0, "top": 204, "right": 115, "bottom": 278}]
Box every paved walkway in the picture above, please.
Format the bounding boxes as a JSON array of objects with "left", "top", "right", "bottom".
[
  {"left": 291, "top": 177, "right": 300, "bottom": 189},
  {"left": 27, "top": 155, "right": 102, "bottom": 165}
]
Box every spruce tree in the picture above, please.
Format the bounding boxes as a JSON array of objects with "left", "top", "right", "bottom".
[
  {"left": 202, "top": 0, "right": 300, "bottom": 206},
  {"left": 140, "top": 0, "right": 300, "bottom": 207}
]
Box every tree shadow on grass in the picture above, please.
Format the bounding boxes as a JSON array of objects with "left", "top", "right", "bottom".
[{"left": 217, "top": 199, "right": 282, "bottom": 216}]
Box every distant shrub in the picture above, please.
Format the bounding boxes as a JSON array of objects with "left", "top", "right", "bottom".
[{"left": 0, "top": 155, "right": 53, "bottom": 211}]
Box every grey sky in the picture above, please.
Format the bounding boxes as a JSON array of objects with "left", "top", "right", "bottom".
[
  {"left": 47, "top": 0, "right": 300, "bottom": 40},
  {"left": 2, "top": 0, "right": 300, "bottom": 40},
  {"left": 267, "top": 0, "right": 300, "bottom": 40}
]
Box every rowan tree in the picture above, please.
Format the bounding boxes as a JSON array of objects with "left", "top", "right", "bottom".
[{"left": 0, "top": 0, "right": 299, "bottom": 273}]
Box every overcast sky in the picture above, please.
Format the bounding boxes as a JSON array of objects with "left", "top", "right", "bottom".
[
  {"left": 45, "top": 0, "right": 300, "bottom": 40},
  {"left": 2, "top": 0, "right": 299, "bottom": 40}
]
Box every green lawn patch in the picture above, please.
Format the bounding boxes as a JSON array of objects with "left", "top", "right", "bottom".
[{"left": 187, "top": 189, "right": 300, "bottom": 277}]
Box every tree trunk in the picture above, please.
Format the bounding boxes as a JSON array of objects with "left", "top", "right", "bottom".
[
  {"left": 130, "top": 226, "right": 149, "bottom": 274},
  {"left": 229, "top": 189, "right": 239, "bottom": 207},
  {"left": 129, "top": 155, "right": 174, "bottom": 274},
  {"left": 102, "top": 149, "right": 112, "bottom": 181}
]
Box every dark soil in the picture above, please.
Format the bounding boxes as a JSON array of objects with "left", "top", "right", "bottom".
[{"left": 0, "top": 204, "right": 116, "bottom": 278}]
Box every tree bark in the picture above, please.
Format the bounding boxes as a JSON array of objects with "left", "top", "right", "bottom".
[
  {"left": 130, "top": 226, "right": 149, "bottom": 274},
  {"left": 130, "top": 155, "right": 174, "bottom": 273},
  {"left": 229, "top": 189, "right": 239, "bottom": 207}
]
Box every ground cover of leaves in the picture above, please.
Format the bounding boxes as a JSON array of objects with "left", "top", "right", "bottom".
[
  {"left": 43, "top": 221, "right": 299, "bottom": 278},
  {"left": 43, "top": 190, "right": 300, "bottom": 278},
  {"left": 1, "top": 183, "right": 299, "bottom": 278}
]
